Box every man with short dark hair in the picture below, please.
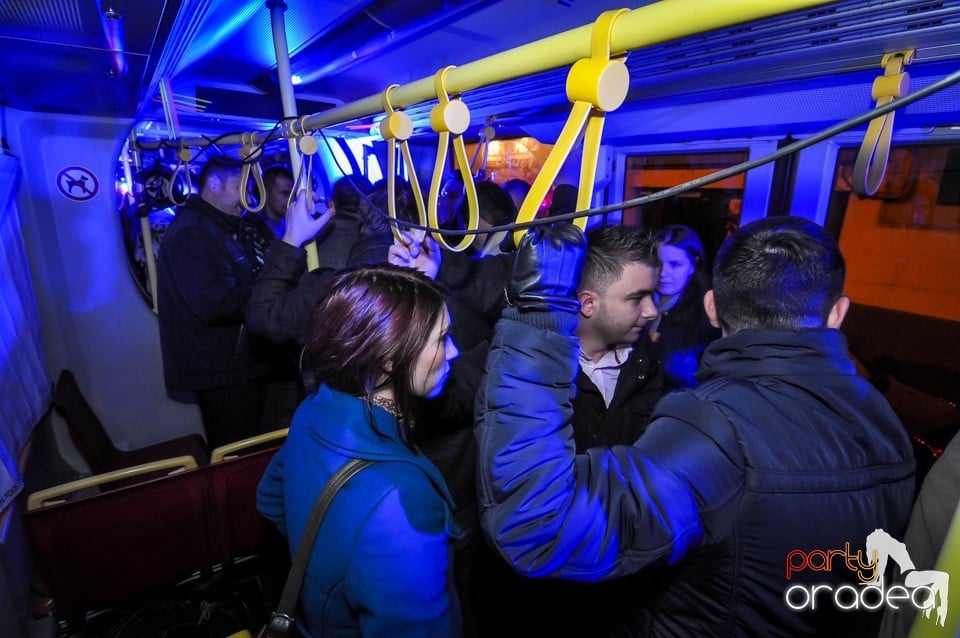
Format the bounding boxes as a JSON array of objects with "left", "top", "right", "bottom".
[
  {"left": 476, "top": 224, "right": 667, "bottom": 637},
  {"left": 477, "top": 217, "right": 915, "bottom": 636},
  {"left": 571, "top": 225, "right": 663, "bottom": 451},
  {"left": 157, "top": 156, "right": 270, "bottom": 449},
  {"left": 261, "top": 165, "right": 294, "bottom": 236}
]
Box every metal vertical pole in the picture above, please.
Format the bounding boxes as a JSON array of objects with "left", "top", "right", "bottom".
[{"left": 266, "top": 0, "right": 319, "bottom": 269}]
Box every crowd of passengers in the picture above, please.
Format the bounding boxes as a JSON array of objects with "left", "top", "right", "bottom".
[{"left": 154, "top": 156, "right": 952, "bottom": 637}]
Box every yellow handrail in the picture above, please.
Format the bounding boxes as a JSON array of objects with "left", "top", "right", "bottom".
[
  {"left": 210, "top": 428, "right": 289, "bottom": 463},
  {"left": 27, "top": 456, "right": 199, "bottom": 511},
  {"left": 147, "top": 1, "right": 838, "bottom": 151}
]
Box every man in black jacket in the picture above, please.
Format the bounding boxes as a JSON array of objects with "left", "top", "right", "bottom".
[
  {"left": 571, "top": 224, "right": 664, "bottom": 452},
  {"left": 475, "top": 224, "right": 667, "bottom": 637},
  {"left": 157, "top": 157, "right": 278, "bottom": 449},
  {"left": 477, "top": 217, "right": 915, "bottom": 636}
]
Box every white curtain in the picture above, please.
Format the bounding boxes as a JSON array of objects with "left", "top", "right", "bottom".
[{"left": 0, "top": 155, "right": 50, "bottom": 513}]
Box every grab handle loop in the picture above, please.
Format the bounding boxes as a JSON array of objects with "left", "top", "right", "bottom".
[
  {"left": 239, "top": 132, "right": 267, "bottom": 213},
  {"left": 167, "top": 143, "right": 192, "bottom": 206},
  {"left": 379, "top": 84, "right": 427, "bottom": 243},
  {"left": 288, "top": 134, "right": 319, "bottom": 211},
  {"left": 853, "top": 50, "right": 914, "bottom": 197},
  {"left": 512, "top": 9, "right": 629, "bottom": 247},
  {"left": 427, "top": 66, "right": 479, "bottom": 252}
]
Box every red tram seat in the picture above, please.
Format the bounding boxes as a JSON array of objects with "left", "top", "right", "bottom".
[
  {"left": 21, "top": 457, "right": 211, "bottom": 630},
  {"left": 21, "top": 429, "right": 288, "bottom": 631},
  {"left": 206, "top": 429, "right": 289, "bottom": 568},
  {"left": 52, "top": 369, "right": 209, "bottom": 473}
]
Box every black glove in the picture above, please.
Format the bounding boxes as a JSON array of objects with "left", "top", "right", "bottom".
[{"left": 505, "top": 223, "right": 586, "bottom": 314}]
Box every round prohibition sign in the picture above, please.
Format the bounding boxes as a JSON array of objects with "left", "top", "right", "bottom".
[{"left": 57, "top": 166, "right": 100, "bottom": 202}]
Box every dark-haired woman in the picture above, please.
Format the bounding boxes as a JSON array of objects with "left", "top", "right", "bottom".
[
  {"left": 650, "top": 225, "right": 722, "bottom": 389},
  {"left": 257, "top": 264, "right": 462, "bottom": 637}
]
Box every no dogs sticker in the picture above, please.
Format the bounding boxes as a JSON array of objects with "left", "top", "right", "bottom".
[{"left": 57, "top": 166, "right": 99, "bottom": 201}]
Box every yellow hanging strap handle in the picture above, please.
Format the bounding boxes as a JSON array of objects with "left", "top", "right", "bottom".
[
  {"left": 853, "top": 50, "right": 914, "bottom": 197},
  {"left": 289, "top": 117, "right": 323, "bottom": 271},
  {"left": 470, "top": 122, "right": 496, "bottom": 178},
  {"left": 166, "top": 143, "right": 193, "bottom": 205},
  {"left": 427, "top": 66, "right": 479, "bottom": 253},
  {"left": 512, "top": 9, "right": 630, "bottom": 248},
  {"left": 379, "top": 85, "right": 427, "bottom": 243},
  {"left": 239, "top": 132, "right": 267, "bottom": 213},
  {"left": 289, "top": 132, "right": 320, "bottom": 210}
]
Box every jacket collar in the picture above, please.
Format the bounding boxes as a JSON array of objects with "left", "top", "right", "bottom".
[
  {"left": 307, "top": 385, "right": 460, "bottom": 520},
  {"left": 697, "top": 328, "right": 855, "bottom": 382},
  {"left": 181, "top": 194, "right": 241, "bottom": 232}
]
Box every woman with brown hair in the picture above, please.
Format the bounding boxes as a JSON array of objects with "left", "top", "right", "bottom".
[
  {"left": 257, "top": 263, "right": 461, "bottom": 637},
  {"left": 650, "top": 224, "right": 722, "bottom": 389}
]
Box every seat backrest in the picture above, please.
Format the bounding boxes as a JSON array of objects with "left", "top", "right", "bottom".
[
  {"left": 206, "top": 446, "right": 281, "bottom": 568},
  {"left": 52, "top": 370, "right": 116, "bottom": 474},
  {"left": 22, "top": 464, "right": 213, "bottom": 630}
]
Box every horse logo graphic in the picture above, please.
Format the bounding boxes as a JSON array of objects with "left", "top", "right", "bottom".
[
  {"left": 784, "top": 528, "right": 949, "bottom": 626},
  {"left": 864, "top": 528, "right": 948, "bottom": 627}
]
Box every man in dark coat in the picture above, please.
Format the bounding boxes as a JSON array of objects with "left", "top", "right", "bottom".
[
  {"left": 475, "top": 224, "right": 667, "bottom": 637},
  {"left": 570, "top": 225, "right": 664, "bottom": 453},
  {"left": 156, "top": 156, "right": 272, "bottom": 449},
  {"left": 477, "top": 217, "right": 915, "bottom": 636}
]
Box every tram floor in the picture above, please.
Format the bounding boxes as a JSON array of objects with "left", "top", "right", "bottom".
[{"left": 53, "top": 553, "right": 287, "bottom": 638}]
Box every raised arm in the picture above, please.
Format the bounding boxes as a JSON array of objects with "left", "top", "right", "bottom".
[
  {"left": 246, "top": 191, "right": 335, "bottom": 343},
  {"left": 475, "top": 225, "right": 742, "bottom": 581}
]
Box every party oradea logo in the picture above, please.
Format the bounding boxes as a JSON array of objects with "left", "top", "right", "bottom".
[{"left": 784, "top": 528, "right": 948, "bottom": 627}]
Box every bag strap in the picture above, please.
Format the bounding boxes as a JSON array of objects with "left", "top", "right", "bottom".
[{"left": 271, "top": 458, "right": 376, "bottom": 631}]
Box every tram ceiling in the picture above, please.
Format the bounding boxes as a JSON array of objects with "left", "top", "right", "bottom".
[{"left": 1, "top": 0, "right": 959, "bottom": 136}]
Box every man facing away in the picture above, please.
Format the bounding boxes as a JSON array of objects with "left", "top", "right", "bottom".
[
  {"left": 157, "top": 155, "right": 270, "bottom": 449},
  {"left": 476, "top": 217, "right": 915, "bottom": 636}
]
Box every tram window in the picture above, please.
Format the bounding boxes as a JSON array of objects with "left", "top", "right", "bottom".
[
  {"left": 622, "top": 151, "right": 747, "bottom": 269},
  {"left": 827, "top": 144, "right": 960, "bottom": 322},
  {"left": 461, "top": 137, "right": 553, "bottom": 185}
]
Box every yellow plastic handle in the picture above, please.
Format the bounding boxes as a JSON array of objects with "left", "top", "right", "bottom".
[
  {"left": 380, "top": 85, "right": 428, "bottom": 243},
  {"left": 512, "top": 9, "right": 629, "bottom": 248},
  {"left": 239, "top": 132, "right": 267, "bottom": 214},
  {"left": 210, "top": 427, "right": 289, "bottom": 463},
  {"left": 853, "top": 50, "right": 915, "bottom": 197},
  {"left": 426, "top": 66, "right": 479, "bottom": 253},
  {"left": 27, "top": 456, "right": 199, "bottom": 510}
]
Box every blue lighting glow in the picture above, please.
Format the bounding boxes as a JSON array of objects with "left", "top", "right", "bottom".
[{"left": 291, "top": 74, "right": 303, "bottom": 86}]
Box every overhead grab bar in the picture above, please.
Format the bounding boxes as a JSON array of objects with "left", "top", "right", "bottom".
[
  {"left": 853, "top": 49, "right": 914, "bottom": 197},
  {"left": 426, "top": 66, "right": 479, "bottom": 252},
  {"left": 512, "top": 8, "right": 630, "bottom": 246},
  {"left": 146, "top": 0, "right": 836, "bottom": 151}
]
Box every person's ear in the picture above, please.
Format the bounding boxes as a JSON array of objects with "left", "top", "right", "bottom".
[
  {"left": 826, "top": 296, "right": 850, "bottom": 329},
  {"left": 703, "top": 290, "right": 720, "bottom": 328},
  {"left": 578, "top": 290, "right": 597, "bottom": 318}
]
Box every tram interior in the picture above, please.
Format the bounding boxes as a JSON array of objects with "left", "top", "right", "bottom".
[{"left": 2, "top": 0, "right": 960, "bottom": 635}]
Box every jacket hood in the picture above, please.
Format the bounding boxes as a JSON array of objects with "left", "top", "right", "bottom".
[{"left": 698, "top": 328, "right": 856, "bottom": 382}]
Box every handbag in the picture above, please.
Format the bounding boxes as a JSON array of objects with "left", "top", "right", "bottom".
[{"left": 259, "top": 458, "right": 376, "bottom": 638}]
